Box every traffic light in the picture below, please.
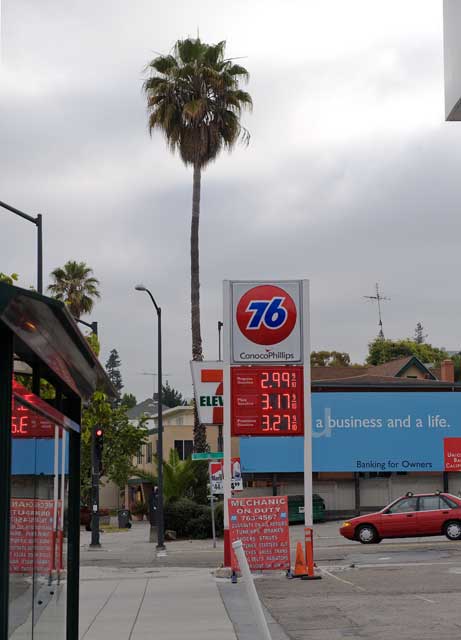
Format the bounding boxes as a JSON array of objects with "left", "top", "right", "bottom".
[{"left": 95, "top": 427, "right": 104, "bottom": 474}]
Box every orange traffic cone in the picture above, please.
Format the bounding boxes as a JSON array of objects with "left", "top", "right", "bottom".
[{"left": 293, "top": 541, "right": 308, "bottom": 577}]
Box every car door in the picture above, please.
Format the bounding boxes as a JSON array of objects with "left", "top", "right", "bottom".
[
  {"left": 416, "top": 495, "right": 451, "bottom": 535},
  {"left": 380, "top": 496, "right": 419, "bottom": 537}
]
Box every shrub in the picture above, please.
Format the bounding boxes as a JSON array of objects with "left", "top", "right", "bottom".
[
  {"left": 164, "top": 498, "right": 225, "bottom": 539},
  {"left": 164, "top": 498, "right": 200, "bottom": 537}
]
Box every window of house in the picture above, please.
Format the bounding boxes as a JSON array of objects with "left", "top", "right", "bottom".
[
  {"left": 146, "top": 442, "right": 153, "bottom": 463},
  {"left": 176, "top": 416, "right": 184, "bottom": 425},
  {"left": 174, "top": 440, "right": 194, "bottom": 460},
  {"left": 136, "top": 447, "right": 144, "bottom": 464}
]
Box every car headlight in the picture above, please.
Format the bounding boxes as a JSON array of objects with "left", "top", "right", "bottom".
[{"left": 342, "top": 521, "right": 352, "bottom": 527}]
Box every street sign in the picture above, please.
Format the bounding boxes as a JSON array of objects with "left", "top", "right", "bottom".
[
  {"left": 191, "top": 452, "right": 223, "bottom": 461},
  {"left": 228, "top": 496, "right": 290, "bottom": 571},
  {"left": 210, "top": 457, "right": 243, "bottom": 493},
  {"left": 190, "top": 361, "right": 223, "bottom": 425},
  {"left": 230, "top": 281, "right": 304, "bottom": 364},
  {"left": 231, "top": 366, "right": 304, "bottom": 436}
]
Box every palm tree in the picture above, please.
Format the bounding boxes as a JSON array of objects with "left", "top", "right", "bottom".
[
  {"left": 48, "top": 260, "right": 100, "bottom": 318},
  {"left": 143, "top": 37, "right": 252, "bottom": 450},
  {"left": 140, "top": 449, "right": 196, "bottom": 502}
]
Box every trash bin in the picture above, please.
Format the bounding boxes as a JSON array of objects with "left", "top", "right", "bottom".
[
  {"left": 287, "top": 494, "right": 326, "bottom": 524},
  {"left": 288, "top": 494, "right": 305, "bottom": 524},
  {"left": 118, "top": 509, "right": 131, "bottom": 528}
]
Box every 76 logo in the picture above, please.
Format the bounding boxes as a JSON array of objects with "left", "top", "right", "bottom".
[{"left": 246, "top": 297, "right": 288, "bottom": 330}]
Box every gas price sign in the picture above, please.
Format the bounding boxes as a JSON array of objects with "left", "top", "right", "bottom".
[{"left": 231, "top": 366, "right": 304, "bottom": 436}]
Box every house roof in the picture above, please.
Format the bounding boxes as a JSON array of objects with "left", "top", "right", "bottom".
[
  {"left": 312, "top": 374, "right": 461, "bottom": 390},
  {"left": 311, "top": 366, "right": 368, "bottom": 380},
  {"left": 370, "top": 356, "right": 435, "bottom": 379},
  {"left": 312, "top": 356, "right": 437, "bottom": 383},
  {"left": 127, "top": 398, "right": 170, "bottom": 420}
]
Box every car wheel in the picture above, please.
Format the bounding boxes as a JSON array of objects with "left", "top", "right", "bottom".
[
  {"left": 356, "top": 524, "right": 380, "bottom": 544},
  {"left": 444, "top": 521, "right": 461, "bottom": 541}
]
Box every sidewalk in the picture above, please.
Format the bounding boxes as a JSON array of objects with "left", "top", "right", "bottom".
[{"left": 79, "top": 566, "right": 236, "bottom": 640}]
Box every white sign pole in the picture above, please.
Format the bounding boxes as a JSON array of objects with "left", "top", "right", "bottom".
[
  {"left": 223, "top": 280, "right": 232, "bottom": 566},
  {"left": 302, "top": 280, "right": 313, "bottom": 527}
]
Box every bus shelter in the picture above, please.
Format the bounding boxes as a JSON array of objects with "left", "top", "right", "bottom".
[{"left": 0, "top": 283, "right": 115, "bottom": 640}]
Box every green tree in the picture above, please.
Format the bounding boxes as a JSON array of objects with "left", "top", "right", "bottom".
[
  {"left": 311, "top": 351, "right": 351, "bottom": 367},
  {"left": 48, "top": 260, "right": 100, "bottom": 318},
  {"left": 140, "top": 449, "right": 205, "bottom": 503},
  {"left": 85, "top": 331, "right": 101, "bottom": 356},
  {"left": 414, "top": 322, "right": 427, "bottom": 344},
  {"left": 162, "top": 380, "right": 186, "bottom": 408},
  {"left": 121, "top": 393, "right": 137, "bottom": 409},
  {"left": 81, "top": 391, "right": 148, "bottom": 500},
  {"left": 0, "top": 272, "right": 18, "bottom": 285},
  {"left": 143, "top": 37, "right": 252, "bottom": 451},
  {"left": 105, "top": 349, "right": 124, "bottom": 399},
  {"left": 366, "top": 338, "right": 447, "bottom": 366}
]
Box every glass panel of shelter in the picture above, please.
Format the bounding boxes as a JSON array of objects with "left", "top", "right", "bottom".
[{"left": 8, "top": 392, "right": 69, "bottom": 639}]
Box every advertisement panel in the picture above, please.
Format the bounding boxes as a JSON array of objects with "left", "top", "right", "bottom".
[
  {"left": 228, "top": 496, "right": 290, "bottom": 571},
  {"left": 210, "top": 458, "right": 243, "bottom": 493},
  {"left": 190, "top": 361, "right": 223, "bottom": 425},
  {"left": 230, "top": 281, "right": 303, "bottom": 364},
  {"left": 240, "top": 392, "right": 461, "bottom": 472},
  {"left": 9, "top": 499, "right": 58, "bottom": 574}
]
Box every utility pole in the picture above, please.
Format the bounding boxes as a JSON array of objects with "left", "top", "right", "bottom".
[{"left": 364, "top": 283, "right": 390, "bottom": 339}]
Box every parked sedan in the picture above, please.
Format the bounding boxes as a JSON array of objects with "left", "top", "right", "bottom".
[{"left": 340, "top": 492, "right": 461, "bottom": 544}]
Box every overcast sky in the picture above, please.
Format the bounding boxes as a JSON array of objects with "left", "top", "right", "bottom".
[{"left": 1, "top": 1, "right": 459, "bottom": 401}]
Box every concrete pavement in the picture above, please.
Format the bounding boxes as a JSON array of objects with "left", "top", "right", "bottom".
[
  {"left": 78, "top": 519, "right": 461, "bottom": 639},
  {"left": 79, "top": 566, "right": 236, "bottom": 640}
]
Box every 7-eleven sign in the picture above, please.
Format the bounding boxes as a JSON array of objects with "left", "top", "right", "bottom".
[{"left": 190, "top": 361, "right": 224, "bottom": 425}]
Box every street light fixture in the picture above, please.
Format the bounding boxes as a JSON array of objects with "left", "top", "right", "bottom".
[
  {"left": 0, "top": 200, "right": 43, "bottom": 293},
  {"left": 135, "top": 283, "right": 165, "bottom": 550}
]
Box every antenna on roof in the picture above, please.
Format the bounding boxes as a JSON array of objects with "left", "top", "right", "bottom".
[{"left": 364, "top": 283, "right": 390, "bottom": 339}]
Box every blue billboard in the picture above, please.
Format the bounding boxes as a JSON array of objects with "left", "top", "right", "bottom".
[{"left": 240, "top": 392, "right": 461, "bottom": 473}]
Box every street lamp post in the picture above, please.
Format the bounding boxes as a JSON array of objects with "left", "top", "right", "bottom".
[
  {"left": 135, "top": 284, "right": 165, "bottom": 550},
  {"left": 0, "top": 200, "right": 43, "bottom": 293}
]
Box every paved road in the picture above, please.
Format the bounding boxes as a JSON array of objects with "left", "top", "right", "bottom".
[{"left": 80, "top": 520, "right": 461, "bottom": 639}]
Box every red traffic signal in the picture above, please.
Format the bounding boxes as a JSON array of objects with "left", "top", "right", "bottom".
[{"left": 96, "top": 428, "right": 103, "bottom": 438}]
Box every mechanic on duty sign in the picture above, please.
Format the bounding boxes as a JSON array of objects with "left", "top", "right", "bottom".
[
  {"left": 230, "top": 281, "right": 304, "bottom": 364},
  {"left": 228, "top": 495, "right": 291, "bottom": 571}
]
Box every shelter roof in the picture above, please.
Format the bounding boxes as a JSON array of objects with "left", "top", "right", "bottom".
[{"left": 0, "top": 282, "right": 115, "bottom": 400}]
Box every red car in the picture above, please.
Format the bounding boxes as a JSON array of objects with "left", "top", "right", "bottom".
[{"left": 340, "top": 492, "right": 461, "bottom": 544}]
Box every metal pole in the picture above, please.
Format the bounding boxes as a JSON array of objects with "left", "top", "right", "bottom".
[
  {"left": 223, "top": 282, "right": 232, "bottom": 566},
  {"left": 303, "top": 280, "right": 313, "bottom": 528},
  {"left": 90, "top": 426, "right": 101, "bottom": 547},
  {"left": 0, "top": 201, "right": 43, "bottom": 294},
  {"left": 218, "top": 321, "right": 223, "bottom": 361},
  {"left": 36, "top": 213, "right": 43, "bottom": 294},
  {"left": 0, "top": 325, "right": 13, "bottom": 640},
  {"left": 209, "top": 464, "right": 216, "bottom": 549},
  {"left": 66, "top": 400, "right": 82, "bottom": 640},
  {"left": 157, "top": 306, "right": 165, "bottom": 550}
]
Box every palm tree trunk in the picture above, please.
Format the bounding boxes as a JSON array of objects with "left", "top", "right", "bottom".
[
  {"left": 191, "top": 161, "right": 203, "bottom": 362},
  {"left": 191, "top": 161, "right": 207, "bottom": 452}
]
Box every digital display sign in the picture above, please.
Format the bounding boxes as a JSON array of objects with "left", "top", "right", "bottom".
[
  {"left": 231, "top": 366, "right": 304, "bottom": 436},
  {"left": 12, "top": 399, "right": 55, "bottom": 438}
]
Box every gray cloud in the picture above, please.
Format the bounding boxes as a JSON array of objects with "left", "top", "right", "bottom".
[{"left": 1, "top": 0, "right": 459, "bottom": 400}]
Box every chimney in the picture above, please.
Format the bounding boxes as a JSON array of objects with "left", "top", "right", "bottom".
[{"left": 440, "top": 359, "right": 455, "bottom": 383}]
